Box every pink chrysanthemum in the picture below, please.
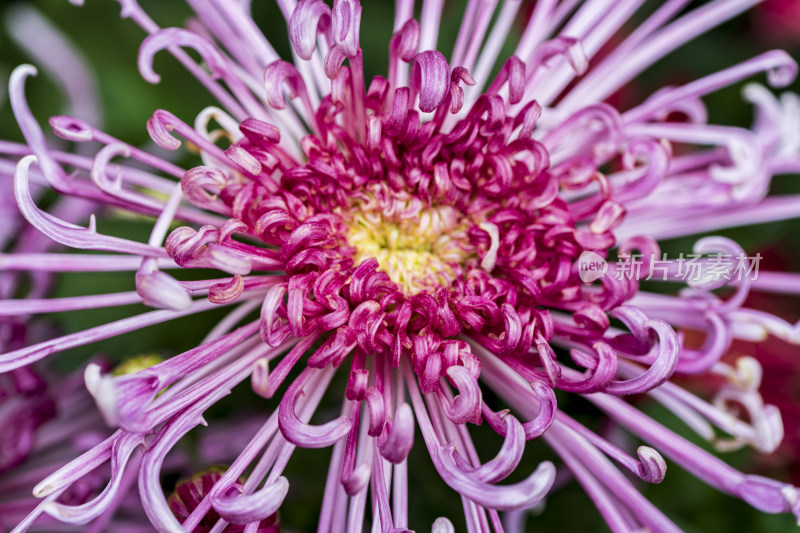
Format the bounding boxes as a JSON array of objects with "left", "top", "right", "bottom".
[{"left": 3, "top": 0, "right": 800, "bottom": 531}]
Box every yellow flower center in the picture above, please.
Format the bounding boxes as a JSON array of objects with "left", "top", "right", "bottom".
[{"left": 346, "top": 191, "right": 476, "bottom": 294}]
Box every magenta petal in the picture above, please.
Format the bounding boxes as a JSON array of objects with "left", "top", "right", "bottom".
[
  {"left": 290, "top": 0, "right": 331, "bottom": 60},
  {"left": 278, "top": 368, "right": 350, "bottom": 448},
  {"left": 332, "top": 0, "right": 361, "bottom": 58},
  {"left": 410, "top": 51, "right": 450, "bottom": 113},
  {"left": 210, "top": 478, "right": 289, "bottom": 524}
]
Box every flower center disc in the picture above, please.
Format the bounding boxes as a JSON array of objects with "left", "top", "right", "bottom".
[{"left": 345, "top": 195, "right": 476, "bottom": 295}]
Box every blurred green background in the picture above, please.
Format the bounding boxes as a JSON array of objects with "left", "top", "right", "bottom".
[{"left": 1, "top": 1, "right": 800, "bottom": 531}]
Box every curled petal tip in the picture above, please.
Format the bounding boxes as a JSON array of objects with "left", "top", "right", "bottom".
[
  {"left": 435, "top": 445, "right": 555, "bottom": 511},
  {"left": 462, "top": 414, "right": 525, "bottom": 483},
  {"left": 390, "top": 19, "right": 420, "bottom": 63},
  {"left": 739, "top": 476, "right": 799, "bottom": 515},
  {"left": 264, "top": 60, "right": 310, "bottom": 111},
  {"left": 732, "top": 356, "right": 763, "bottom": 391},
  {"left": 135, "top": 270, "right": 192, "bottom": 310},
  {"left": 11, "top": 63, "right": 38, "bottom": 82},
  {"left": 278, "top": 370, "right": 351, "bottom": 448},
  {"left": 764, "top": 50, "right": 798, "bottom": 87},
  {"left": 532, "top": 37, "right": 587, "bottom": 77},
  {"left": 50, "top": 115, "right": 93, "bottom": 142},
  {"left": 754, "top": 404, "right": 784, "bottom": 454},
  {"left": 240, "top": 117, "right": 281, "bottom": 145},
  {"left": 139, "top": 28, "right": 227, "bottom": 84},
  {"left": 411, "top": 51, "right": 450, "bottom": 113},
  {"left": 38, "top": 433, "right": 144, "bottom": 524},
  {"left": 442, "top": 365, "right": 482, "bottom": 424},
  {"left": 290, "top": 0, "right": 331, "bottom": 60},
  {"left": 225, "top": 144, "right": 262, "bottom": 176},
  {"left": 86, "top": 367, "right": 161, "bottom": 429},
  {"left": 147, "top": 111, "right": 182, "bottom": 151},
  {"left": 365, "top": 387, "right": 386, "bottom": 436},
  {"left": 33, "top": 482, "right": 56, "bottom": 499},
  {"left": 332, "top": 0, "right": 361, "bottom": 58},
  {"left": 342, "top": 461, "right": 371, "bottom": 495},
  {"left": 605, "top": 319, "right": 679, "bottom": 395},
  {"left": 211, "top": 477, "right": 289, "bottom": 524},
  {"left": 637, "top": 446, "right": 667, "bottom": 484},
  {"left": 84, "top": 363, "right": 120, "bottom": 426},
  {"left": 432, "top": 517, "right": 455, "bottom": 533},
  {"left": 181, "top": 166, "right": 228, "bottom": 208},
  {"left": 379, "top": 403, "right": 415, "bottom": 464},
  {"left": 251, "top": 357, "right": 270, "bottom": 398}
]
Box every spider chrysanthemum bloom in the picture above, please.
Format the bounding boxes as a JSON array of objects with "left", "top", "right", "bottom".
[{"left": 5, "top": 0, "right": 800, "bottom": 531}]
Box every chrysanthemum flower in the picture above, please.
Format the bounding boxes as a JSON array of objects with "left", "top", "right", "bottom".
[
  {"left": 0, "top": 363, "right": 137, "bottom": 533},
  {"left": 0, "top": 358, "right": 280, "bottom": 533},
  {"left": 4, "top": 0, "right": 800, "bottom": 531}
]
